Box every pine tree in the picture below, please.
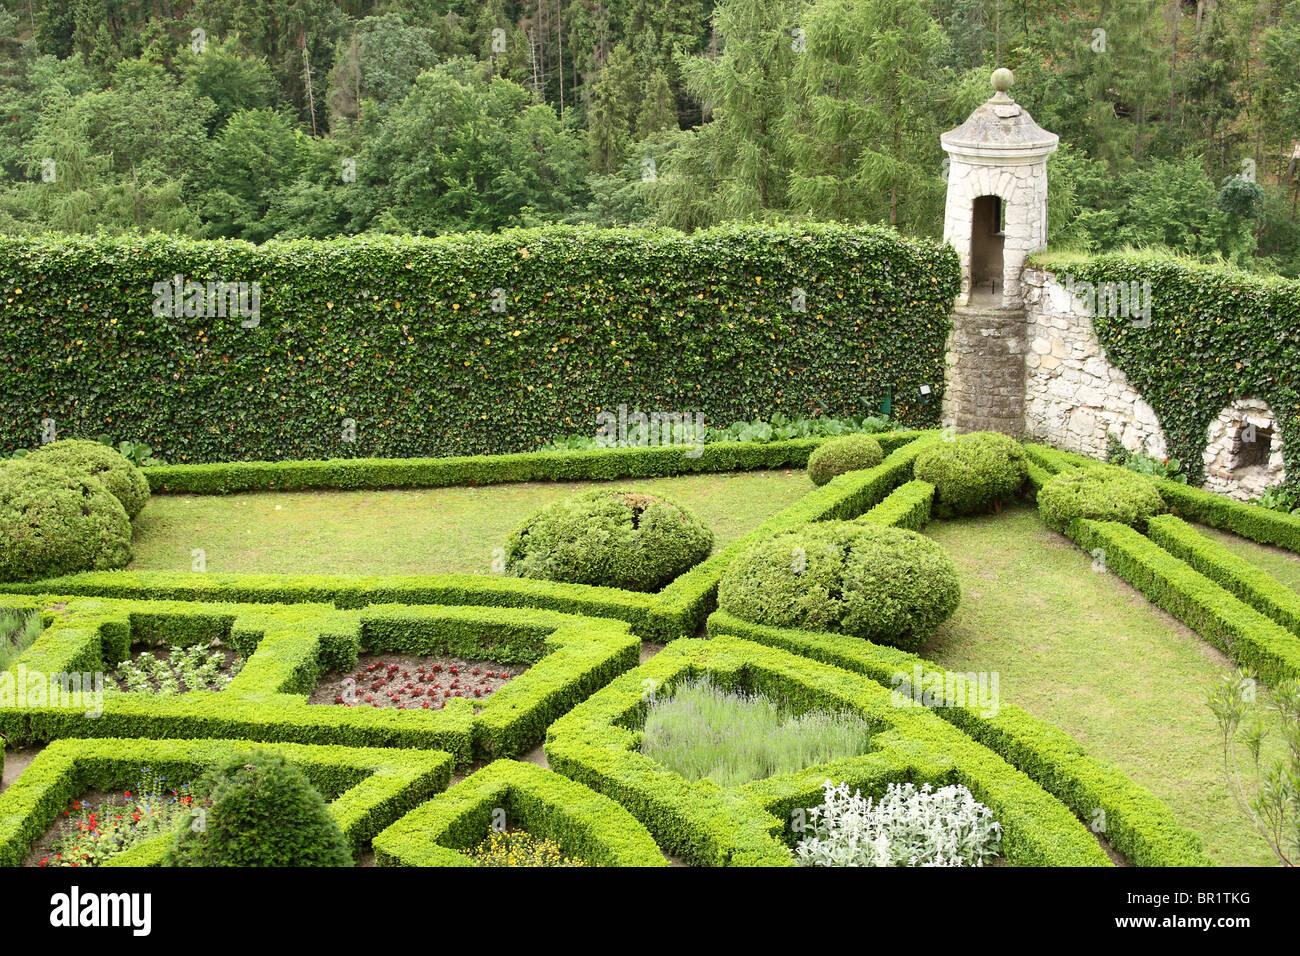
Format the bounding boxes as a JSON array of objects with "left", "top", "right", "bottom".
[{"left": 784, "top": 0, "right": 953, "bottom": 231}]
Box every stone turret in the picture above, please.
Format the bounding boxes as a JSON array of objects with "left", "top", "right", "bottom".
[{"left": 941, "top": 69, "right": 1058, "bottom": 308}]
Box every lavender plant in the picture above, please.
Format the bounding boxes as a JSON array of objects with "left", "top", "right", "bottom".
[{"left": 639, "top": 679, "right": 872, "bottom": 788}]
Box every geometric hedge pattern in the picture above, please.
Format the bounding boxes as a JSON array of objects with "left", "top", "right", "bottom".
[{"left": 7, "top": 431, "right": 1288, "bottom": 866}]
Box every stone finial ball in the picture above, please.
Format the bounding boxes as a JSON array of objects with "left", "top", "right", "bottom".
[{"left": 991, "top": 68, "right": 1014, "bottom": 92}]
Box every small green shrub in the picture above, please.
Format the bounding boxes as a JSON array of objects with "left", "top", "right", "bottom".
[
  {"left": 1038, "top": 465, "right": 1166, "bottom": 533},
  {"left": 0, "top": 459, "right": 132, "bottom": 582},
  {"left": 28, "top": 439, "right": 151, "bottom": 518},
  {"left": 640, "top": 678, "right": 873, "bottom": 788},
  {"left": 806, "top": 434, "right": 885, "bottom": 486},
  {"left": 912, "top": 432, "right": 1027, "bottom": 516},
  {"left": 165, "top": 752, "right": 352, "bottom": 867},
  {"left": 505, "top": 489, "right": 713, "bottom": 592},
  {"left": 716, "top": 521, "right": 960, "bottom": 651}
]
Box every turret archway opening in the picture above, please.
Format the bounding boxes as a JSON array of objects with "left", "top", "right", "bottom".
[{"left": 970, "top": 195, "right": 1005, "bottom": 300}]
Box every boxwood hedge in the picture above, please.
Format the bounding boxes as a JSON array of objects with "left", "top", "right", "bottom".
[
  {"left": 373, "top": 759, "right": 667, "bottom": 867},
  {"left": 0, "top": 737, "right": 453, "bottom": 867},
  {"left": 1067, "top": 519, "right": 1300, "bottom": 687},
  {"left": 544, "top": 635, "right": 1112, "bottom": 867},
  {"left": 0, "top": 597, "right": 639, "bottom": 764},
  {"left": 0, "top": 225, "right": 958, "bottom": 463}
]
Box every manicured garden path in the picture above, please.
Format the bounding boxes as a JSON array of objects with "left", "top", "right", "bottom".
[
  {"left": 922, "top": 503, "right": 1286, "bottom": 867},
  {"left": 1193, "top": 523, "right": 1300, "bottom": 593},
  {"left": 130, "top": 469, "right": 814, "bottom": 575}
]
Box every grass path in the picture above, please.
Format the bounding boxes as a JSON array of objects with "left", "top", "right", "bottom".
[
  {"left": 1192, "top": 523, "right": 1300, "bottom": 593},
  {"left": 921, "top": 503, "right": 1285, "bottom": 867},
  {"left": 130, "top": 469, "right": 814, "bottom": 576}
]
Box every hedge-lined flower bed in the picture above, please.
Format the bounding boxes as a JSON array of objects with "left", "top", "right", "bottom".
[
  {"left": 704, "top": 610, "right": 1211, "bottom": 867},
  {"left": 373, "top": 759, "right": 666, "bottom": 867},
  {"left": 0, "top": 597, "right": 638, "bottom": 764},
  {"left": 544, "top": 635, "right": 1112, "bottom": 867},
  {"left": 0, "top": 737, "right": 453, "bottom": 867}
]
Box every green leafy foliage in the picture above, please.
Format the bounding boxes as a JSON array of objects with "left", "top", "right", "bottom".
[
  {"left": 716, "top": 520, "right": 960, "bottom": 651},
  {"left": 164, "top": 752, "right": 353, "bottom": 867},
  {"left": 541, "top": 413, "right": 896, "bottom": 452},
  {"left": 505, "top": 489, "right": 713, "bottom": 592},
  {"left": 1056, "top": 252, "right": 1300, "bottom": 488},
  {"left": 0, "top": 225, "right": 957, "bottom": 462},
  {"left": 0, "top": 458, "right": 132, "bottom": 582},
  {"left": 1037, "top": 465, "right": 1167, "bottom": 534},
  {"left": 912, "top": 432, "right": 1028, "bottom": 517},
  {"left": 28, "top": 438, "right": 151, "bottom": 518},
  {"left": 1106, "top": 434, "right": 1185, "bottom": 483},
  {"left": 806, "top": 434, "right": 885, "bottom": 486}
]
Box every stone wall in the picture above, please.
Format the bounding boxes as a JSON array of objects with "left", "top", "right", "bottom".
[
  {"left": 1202, "top": 398, "right": 1286, "bottom": 500},
  {"left": 1018, "top": 265, "right": 1286, "bottom": 500},
  {"left": 941, "top": 304, "right": 1026, "bottom": 437},
  {"left": 1020, "top": 265, "right": 1167, "bottom": 459}
]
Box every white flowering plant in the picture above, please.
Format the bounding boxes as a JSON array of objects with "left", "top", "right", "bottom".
[{"left": 793, "top": 780, "right": 1003, "bottom": 867}]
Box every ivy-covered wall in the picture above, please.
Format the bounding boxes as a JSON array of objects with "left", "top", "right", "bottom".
[
  {"left": 1032, "top": 251, "right": 1300, "bottom": 488},
  {"left": 0, "top": 225, "right": 959, "bottom": 463}
]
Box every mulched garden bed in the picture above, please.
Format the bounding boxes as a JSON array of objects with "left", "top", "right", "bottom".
[{"left": 309, "top": 653, "right": 523, "bottom": 711}]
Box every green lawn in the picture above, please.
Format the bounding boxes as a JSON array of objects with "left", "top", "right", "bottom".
[
  {"left": 1193, "top": 523, "right": 1300, "bottom": 593},
  {"left": 922, "top": 503, "right": 1287, "bottom": 867},
  {"left": 130, "top": 469, "right": 814, "bottom": 576}
]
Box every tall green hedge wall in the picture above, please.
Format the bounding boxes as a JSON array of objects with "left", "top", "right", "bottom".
[
  {"left": 1049, "top": 252, "right": 1300, "bottom": 488},
  {"left": 0, "top": 225, "right": 959, "bottom": 463}
]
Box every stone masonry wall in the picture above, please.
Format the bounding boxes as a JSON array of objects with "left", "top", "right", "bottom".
[
  {"left": 1021, "top": 265, "right": 1167, "bottom": 459},
  {"left": 942, "top": 305, "right": 1026, "bottom": 436}
]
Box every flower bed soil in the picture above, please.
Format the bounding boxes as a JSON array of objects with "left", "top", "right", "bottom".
[{"left": 309, "top": 653, "right": 522, "bottom": 711}]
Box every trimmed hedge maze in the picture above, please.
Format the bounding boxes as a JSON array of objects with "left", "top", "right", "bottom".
[
  {"left": 1028, "top": 443, "right": 1300, "bottom": 687},
  {"left": 545, "top": 635, "right": 1116, "bottom": 866},
  {"left": 0, "top": 737, "right": 454, "bottom": 867},
  {"left": 3, "top": 429, "right": 1285, "bottom": 866},
  {"left": 0, "top": 597, "right": 639, "bottom": 763},
  {"left": 373, "top": 759, "right": 666, "bottom": 867}
]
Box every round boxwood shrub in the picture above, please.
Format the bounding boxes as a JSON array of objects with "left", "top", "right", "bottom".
[
  {"left": 505, "top": 489, "right": 713, "bottom": 592},
  {"left": 717, "top": 521, "right": 960, "bottom": 652},
  {"left": 806, "top": 434, "right": 885, "bottom": 486},
  {"left": 28, "top": 439, "right": 150, "bottom": 518},
  {"left": 1037, "top": 465, "right": 1166, "bottom": 533},
  {"left": 0, "top": 459, "right": 132, "bottom": 582},
  {"left": 165, "top": 752, "right": 352, "bottom": 867},
  {"left": 913, "top": 431, "right": 1027, "bottom": 516}
]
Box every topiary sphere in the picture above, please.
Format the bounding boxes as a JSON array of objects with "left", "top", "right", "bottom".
[
  {"left": 806, "top": 434, "right": 885, "bottom": 486},
  {"left": 505, "top": 489, "right": 713, "bottom": 592},
  {"left": 913, "top": 431, "right": 1027, "bottom": 516},
  {"left": 0, "top": 459, "right": 132, "bottom": 582},
  {"left": 165, "top": 752, "right": 352, "bottom": 867},
  {"left": 28, "top": 439, "right": 150, "bottom": 518},
  {"left": 1037, "top": 465, "right": 1166, "bottom": 533},
  {"left": 717, "top": 521, "right": 960, "bottom": 652}
]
